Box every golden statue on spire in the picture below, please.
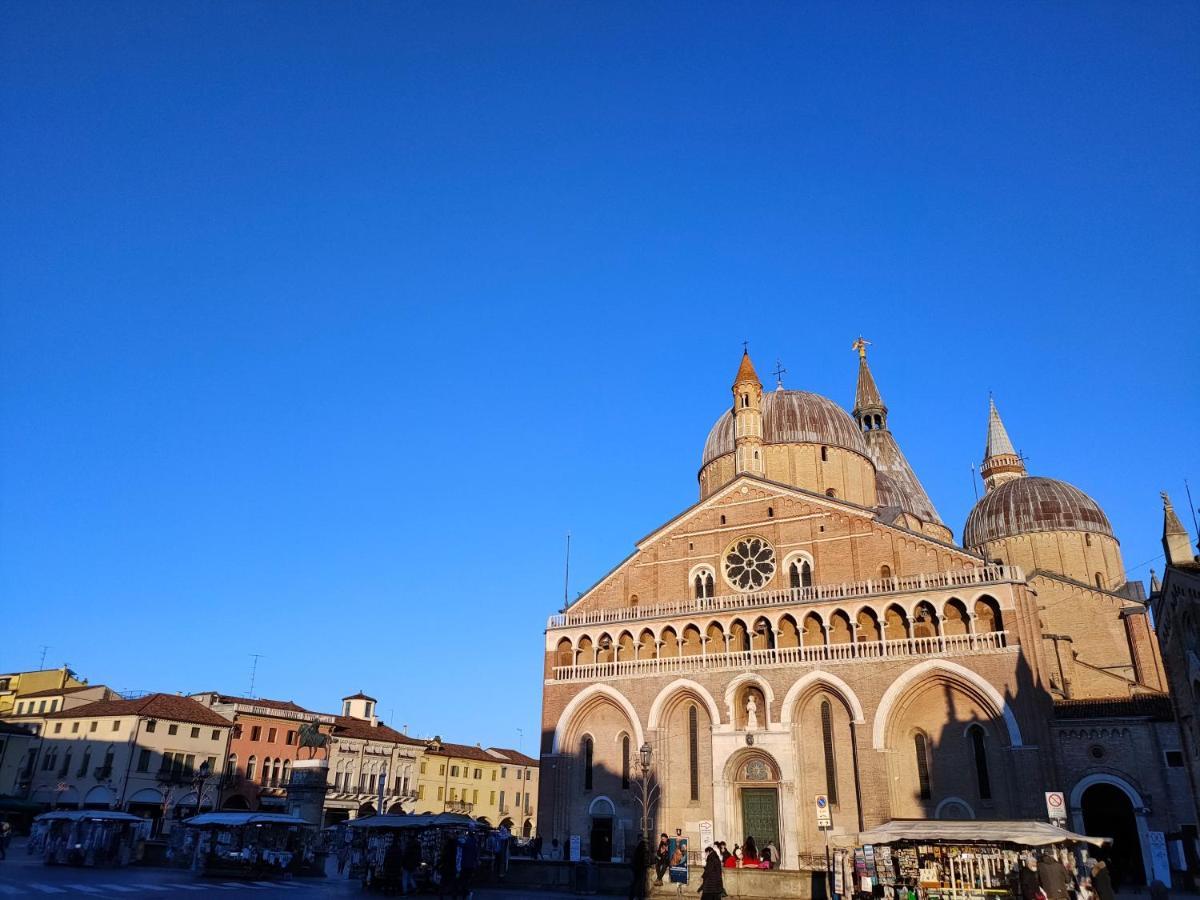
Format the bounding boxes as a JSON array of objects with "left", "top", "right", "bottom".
[{"left": 852, "top": 336, "right": 871, "bottom": 360}]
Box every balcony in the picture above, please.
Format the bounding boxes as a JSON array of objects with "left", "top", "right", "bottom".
[
  {"left": 547, "top": 564, "right": 1024, "bottom": 629},
  {"left": 551, "top": 629, "right": 1011, "bottom": 682}
]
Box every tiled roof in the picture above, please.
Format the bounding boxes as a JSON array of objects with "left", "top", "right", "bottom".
[
  {"left": 487, "top": 747, "right": 538, "bottom": 767},
  {"left": 332, "top": 716, "right": 423, "bottom": 746},
  {"left": 15, "top": 685, "right": 100, "bottom": 700},
  {"left": 342, "top": 692, "right": 376, "bottom": 701},
  {"left": 425, "top": 741, "right": 505, "bottom": 764},
  {"left": 1054, "top": 693, "right": 1174, "bottom": 721},
  {"left": 44, "top": 693, "right": 231, "bottom": 728}
]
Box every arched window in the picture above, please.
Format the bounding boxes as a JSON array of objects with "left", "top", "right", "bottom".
[
  {"left": 621, "top": 735, "right": 630, "bottom": 789},
  {"left": 246, "top": 756, "right": 257, "bottom": 782},
  {"left": 582, "top": 737, "right": 593, "bottom": 791},
  {"left": 1095, "top": 572, "right": 1104, "bottom": 589},
  {"left": 820, "top": 446, "right": 828, "bottom": 461},
  {"left": 914, "top": 733, "right": 932, "bottom": 800},
  {"left": 789, "top": 559, "right": 813, "bottom": 589},
  {"left": 820, "top": 699, "right": 838, "bottom": 805},
  {"left": 281, "top": 760, "right": 291, "bottom": 786},
  {"left": 1085, "top": 533, "right": 1092, "bottom": 547},
  {"left": 227, "top": 753, "right": 238, "bottom": 778},
  {"left": 693, "top": 568, "right": 715, "bottom": 600},
  {"left": 767, "top": 506, "right": 774, "bottom": 518},
  {"left": 825, "top": 488, "right": 837, "bottom": 498},
  {"left": 879, "top": 564, "right": 892, "bottom": 580},
  {"left": 273, "top": 759, "right": 282, "bottom": 786},
  {"left": 688, "top": 704, "right": 700, "bottom": 801},
  {"left": 968, "top": 725, "right": 991, "bottom": 800}
]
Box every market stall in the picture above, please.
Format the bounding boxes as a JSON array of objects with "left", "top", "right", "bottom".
[
  {"left": 179, "top": 812, "right": 319, "bottom": 879},
  {"left": 32, "top": 810, "right": 149, "bottom": 867},
  {"left": 842, "top": 820, "right": 1110, "bottom": 900},
  {"left": 345, "top": 812, "right": 486, "bottom": 891}
]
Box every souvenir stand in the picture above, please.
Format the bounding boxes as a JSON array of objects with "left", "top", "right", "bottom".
[
  {"left": 346, "top": 812, "right": 484, "bottom": 891},
  {"left": 846, "top": 820, "right": 1109, "bottom": 900},
  {"left": 32, "top": 810, "right": 149, "bottom": 867},
  {"left": 179, "top": 812, "right": 319, "bottom": 878}
]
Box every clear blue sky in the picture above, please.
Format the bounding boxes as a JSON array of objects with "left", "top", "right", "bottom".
[{"left": 2, "top": 3, "right": 1197, "bottom": 751}]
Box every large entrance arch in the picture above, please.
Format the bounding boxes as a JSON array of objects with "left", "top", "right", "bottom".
[
  {"left": 1080, "top": 782, "right": 1145, "bottom": 886},
  {"left": 1071, "top": 775, "right": 1149, "bottom": 887}
]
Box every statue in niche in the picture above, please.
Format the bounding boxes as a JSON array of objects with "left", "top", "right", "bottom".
[{"left": 745, "top": 692, "right": 759, "bottom": 731}]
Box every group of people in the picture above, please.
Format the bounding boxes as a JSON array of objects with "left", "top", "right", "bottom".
[
  {"left": 628, "top": 833, "right": 778, "bottom": 900},
  {"left": 1017, "top": 850, "right": 1166, "bottom": 900}
]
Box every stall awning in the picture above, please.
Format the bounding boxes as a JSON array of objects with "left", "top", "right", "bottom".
[
  {"left": 858, "top": 820, "right": 1110, "bottom": 848},
  {"left": 346, "top": 812, "right": 483, "bottom": 830},
  {"left": 35, "top": 810, "right": 145, "bottom": 824},
  {"left": 183, "top": 812, "right": 310, "bottom": 828}
]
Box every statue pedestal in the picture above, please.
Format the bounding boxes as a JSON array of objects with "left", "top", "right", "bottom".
[{"left": 287, "top": 759, "right": 329, "bottom": 825}]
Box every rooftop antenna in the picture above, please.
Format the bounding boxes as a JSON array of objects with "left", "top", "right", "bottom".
[
  {"left": 38, "top": 645, "right": 50, "bottom": 669},
  {"left": 248, "top": 653, "right": 264, "bottom": 699},
  {"left": 771, "top": 359, "right": 787, "bottom": 390},
  {"left": 517, "top": 727, "right": 524, "bottom": 755},
  {"left": 562, "top": 532, "right": 571, "bottom": 612}
]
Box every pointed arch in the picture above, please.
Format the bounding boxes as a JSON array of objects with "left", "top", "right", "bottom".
[
  {"left": 871, "top": 660, "right": 1022, "bottom": 750},
  {"left": 780, "top": 671, "right": 867, "bottom": 724},
  {"left": 647, "top": 679, "right": 723, "bottom": 730},
  {"left": 553, "top": 683, "right": 644, "bottom": 753}
]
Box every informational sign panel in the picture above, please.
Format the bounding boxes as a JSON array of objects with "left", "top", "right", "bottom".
[
  {"left": 668, "top": 837, "right": 689, "bottom": 884},
  {"left": 1044, "top": 791, "right": 1066, "bottom": 824},
  {"left": 569, "top": 835, "right": 581, "bottom": 862},
  {"left": 698, "top": 820, "right": 714, "bottom": 852},
  {"left": 1149, "top": 831, "right": 1171, "bottom": 885},
  {"left": 816, "top": 794, "right": 833, "bottom": 829},
  {"left": 834, "top": 848, "right": 847, "bottom": 896}
]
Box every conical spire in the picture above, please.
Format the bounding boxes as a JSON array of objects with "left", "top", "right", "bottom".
[
  {"left": 985, "top": 397, "right": 1016, "bottom": 458},
  {"left": 734, "top": 350, "right": 760, "bottom": 386},
  {"left": 852, "top": 337, "right": 887, "bottom": 428},
  {"left": 1162, "top": 491, "right": 1195, "bottom": 566},
  {"left": 1149, "top": 568, "right": 1162, "bottom": 594},
  {"left": 980, "top": 397, "right": 1025, "bottom": 492}
]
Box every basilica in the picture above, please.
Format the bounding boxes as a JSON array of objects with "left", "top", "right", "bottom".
[{"left": 537, "top": 345, "right": 1196, "bottom": 885}]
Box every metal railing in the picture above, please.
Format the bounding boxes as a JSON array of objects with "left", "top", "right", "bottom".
[
  {"left": 551, "top": 630, "right": 1010, "bottom": 682},
  {"left": 548, "top": 564, "right": 1022, "bottom": 629}
]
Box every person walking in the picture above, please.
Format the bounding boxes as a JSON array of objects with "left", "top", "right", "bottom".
[
  {"left": 1090, "top": 861, "right": 1116, "bottom": 900},
  {"left": 455, "top": 833, "right": 479, "bottom": 900},
  {"left": 653, "top": 833, "right": 670, "bottom": 885},
  {"left": 401, "top": 835, "right": 421, "bottom": 895},
  {"left": 336, "top": 841, "right": 350, "bottom": 876},
  {"left": 1039, "top": 852, "right": 1071, "bottom": 900},
  {"left": 700, "top": 846, "right": 725, "bottom": 900},
  {"left": 1019, "top": 857, "right": 1041, "bottom": 900},
  {"left": 531, "top": 834, "right": 543, "bottom": 860},
  {"left": 628, "top": 836, "right": 649, "bottom": 900}
]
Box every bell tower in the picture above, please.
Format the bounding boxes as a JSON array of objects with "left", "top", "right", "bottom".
[
  {"left": 732, "top": 350, "right": 764, "bottom": 476},
  {"left": 980, "top": 397, "right": 1026, "bottom": 492}
]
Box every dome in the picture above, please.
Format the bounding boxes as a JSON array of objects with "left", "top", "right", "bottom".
[
  {"left": 701, "top": 390, "right": 870, "bottom": 467},
  {"left": 963, "top": 476, "right": 1113, "bottom": 548}
]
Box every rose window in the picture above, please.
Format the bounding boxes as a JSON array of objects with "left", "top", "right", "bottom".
[{"left": 723, "top": 536, "right": 776, "bottom": 592}]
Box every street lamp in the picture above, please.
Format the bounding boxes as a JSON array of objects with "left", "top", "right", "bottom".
[{"left": 638, "top": 743, "right": 653, "bottom": 843}]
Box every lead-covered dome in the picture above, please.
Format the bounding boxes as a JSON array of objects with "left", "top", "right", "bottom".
[
  {"left": 702, "top": 390, "right": 869, "bottom": 466},
  {"left": 963, "top": 476, "right": 1113, "bottom": 548}
]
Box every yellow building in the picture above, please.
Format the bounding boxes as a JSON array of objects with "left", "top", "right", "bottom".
[
  {"left": 412, "top": 737, "right": 538, "bottom": 836},
  {"left": 0, "top": 667, "right": 87, "bottom": 716}
]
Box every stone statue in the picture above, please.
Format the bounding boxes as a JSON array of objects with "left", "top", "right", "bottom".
[
  {"left": 297, "top": 719, "right": 329, "bottom": 759},
  {"left": 746, "top": 694, "right": 759, "bottom": 731}
]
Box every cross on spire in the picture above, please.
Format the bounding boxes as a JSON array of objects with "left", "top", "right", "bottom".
[
  {"left": 742, "top": 339, "right": 750, "bottom": 353},
  {"left": 770, "top": 359, "right": 787, "bottom": 390}
]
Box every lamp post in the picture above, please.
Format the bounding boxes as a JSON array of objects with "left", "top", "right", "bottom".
[
  {"left": 192, "top": 761, "right": 212, "bottom": 817},
  {"left": 638, "top": 742, "right": 653, "bottom": 843}
]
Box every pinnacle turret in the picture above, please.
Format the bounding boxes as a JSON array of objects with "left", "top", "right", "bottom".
[
  {"left": 980, "top": 398, "right": 1026, "bottom": 492},
  {"left": 852, "top": 336, "right": 887, "bottom": 431},
  {"left": 1162, "top": 492, "right": 1196, "bottom": 566},
  {"left": 731, "top": 350, "right": 764, "bottom": 476}
]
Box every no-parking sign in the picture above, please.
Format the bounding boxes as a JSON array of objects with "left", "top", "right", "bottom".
[
  {"left": 816, "top": 794, "right": 833, "bottom": 829},
  {"left": 1045, "top": 791, "right": 1066, "bottom": 823}
]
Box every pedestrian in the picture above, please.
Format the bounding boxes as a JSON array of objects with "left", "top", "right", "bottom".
[
  {"left": 437, "top": 835, "right": 458, "bottom": 900},
  {"left": 720, "top": 843, "right": 733, "bottom": 867},
  {"left": 532, "top": 834, "right": 543, "bottom": 860},
  {"left": 1019, "top": 857, "right": 1041, "bottom": 900},
  {"left": 401, "top": 835, "right": 421, "bottom": 895},
  {"left": 336, "top": 841, "right": 350, "bottom": 876},
  {"left": 1039, "top": 852, "right": 1070, "bottom": 900},
  {"left": 549, "top": 837, "right": 561, "bottom": 861},
  {"left": 1090, "top": 861, "right": 1116, "bottom": 900},
  {"left": 455, "top": 832, "right": 478, "bottom": 900},
  {"left": 743, "top": 835, "right": 758, "bottom": 865},
  {"left": 766, "top": 840, "right": 780, "bottom": 870},
  {"left": 629, "top": 836, "right": 649, "bottom": 900},
  {"left": 654, "top": 833, "right": 670, "bottom": 885},
  {"left": 700, "top": 846, "right": 725, "bottom": 900},
  {"left": 0, "top": 817, "right": 10, "bottom": 862}
]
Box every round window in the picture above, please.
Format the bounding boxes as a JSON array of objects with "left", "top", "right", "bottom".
[{"left": 723, "top": 536, "right": 776, "bottom": 592}]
